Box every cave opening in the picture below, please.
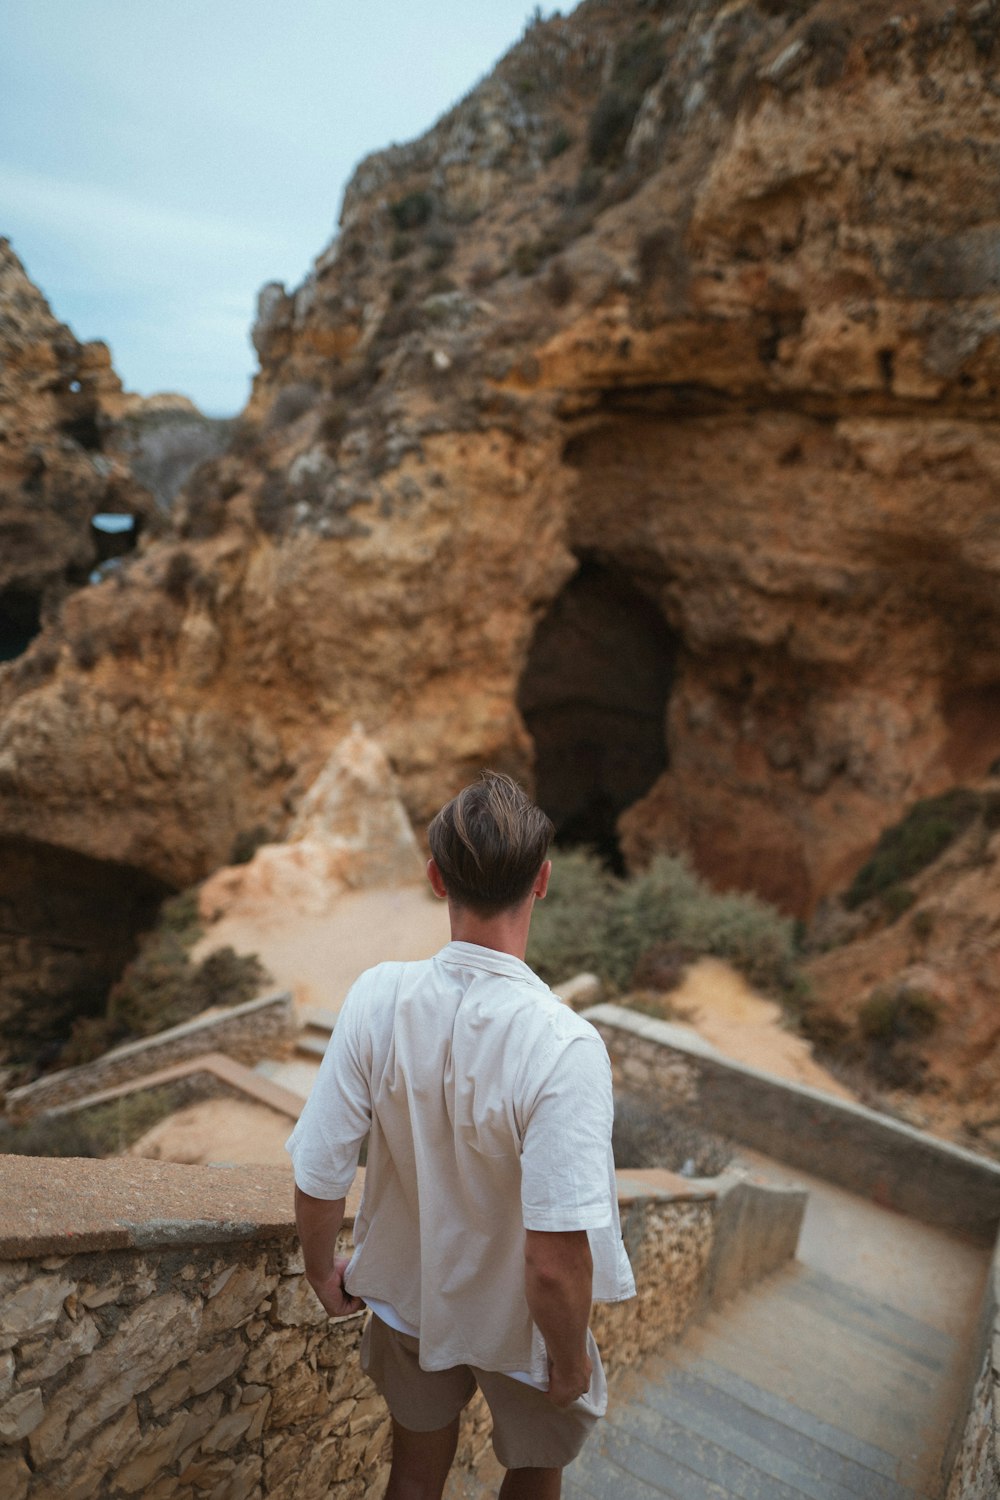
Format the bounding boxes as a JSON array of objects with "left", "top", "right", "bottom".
[
  {"left": 0, "top": 836, "right": 173, "bottom": 1073},
  {"left": 0, "top": 586, "right": 43, "bottom": 662},
  {"left": 517, "top": 557, "right": 675, "bottom": 871}
]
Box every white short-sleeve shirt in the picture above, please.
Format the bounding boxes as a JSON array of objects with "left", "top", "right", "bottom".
[{"left": 286, "top": 940, "right": 635, "bottom": 1380}]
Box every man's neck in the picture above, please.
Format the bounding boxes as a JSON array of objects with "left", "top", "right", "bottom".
[{"left": 447, "top": 901, "right": 534, "bottom": 961}]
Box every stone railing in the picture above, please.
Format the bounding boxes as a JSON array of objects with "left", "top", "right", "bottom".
[
  {"left": 588, "top": 1002, "right": 1000, "bottom": 1500},
  {"left": 588, "top": 1003, "right": 1000, "bottom": 1241},
  {"left": 0, "top": 1154, "right": 804, "bottom": 1499},
  {"left": 4, "top": 993, "right": 295, "bottom": 1121},
  {"left": 946, "top": 1233, "right": 1000, "bottom": 1500}
]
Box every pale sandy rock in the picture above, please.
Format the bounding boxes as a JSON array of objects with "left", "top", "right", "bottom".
[
  {"left": 0, "top": 1454, "right": 30, "bottom": 1500},
  {"left": 30, "top": 1292, "right": 200, "bottom": 1464},
  {"left": 199, "top": 728, "right": 423, "bottom": 931},
  {"left": 201, "top": 1261, "right": 277, "bottom": 1340},
  {"left": 18, "top": 1310, "right": 99, "bottom": 1382},
  {"left": 287, "top": 726, "right": 423, "bottom": 886},
  {"left": 0, "top": 1386, "right": 43, "bottom": 1441},
  {"left": 0, "top": 1275, "right": 73, "bottom": 1348}
]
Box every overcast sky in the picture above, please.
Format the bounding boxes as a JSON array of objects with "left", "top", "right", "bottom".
[{"left": 2, "top": 2, "right": 557, "bottom": 415}]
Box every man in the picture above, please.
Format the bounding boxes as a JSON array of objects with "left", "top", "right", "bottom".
[{"left": 287, "top": 771, "right": 635, "bottom": 1500}]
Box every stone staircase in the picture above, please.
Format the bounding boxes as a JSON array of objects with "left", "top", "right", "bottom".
[{"left": 563, "top": 1158, "right": 989, "bottom": 1500}]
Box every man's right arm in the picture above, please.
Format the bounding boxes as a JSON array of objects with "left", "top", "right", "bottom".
[{"left": 524, "top": 1227, "right": 593, "bottom": 1408}]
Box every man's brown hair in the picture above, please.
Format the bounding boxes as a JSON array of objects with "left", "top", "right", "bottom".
[{"left": 427, "top": 771, "right": 554, "bottom": 916}]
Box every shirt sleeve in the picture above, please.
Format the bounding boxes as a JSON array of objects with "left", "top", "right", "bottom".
[
  {"left": 520, "top": 1034, "right": 615, "bottom": 1233},
  {"left": 285, "top": 976, "right": 373, "bottom": 1199}
]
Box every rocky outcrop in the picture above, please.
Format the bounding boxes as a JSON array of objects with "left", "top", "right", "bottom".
[
  {"left": 0, "top": 242, "right": 159, "bottom": 672},
  {"left": 2, "top": 0, "right": 1000, "bottom": 1003}
]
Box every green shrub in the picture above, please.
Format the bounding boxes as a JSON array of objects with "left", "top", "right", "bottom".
[
  {"left": 858, "top": 985, "right": 940, "bottom": 1044},
  {"left": 0, "top": 1090, "right": 176, "bottom": 1159},
  {"left": 845, "top": 789, "right": 985, "bottom": 909},
  {"left": 527, "top": 850, "right": 804, "bottom": 1005},
  {"left": 390, "top": 191, "right": 434, "bottom": 232},
  {"left": 544, "top": 124, "right": 572, "bottom": 160},
  {"left": 587, "top": 23, "right": 665, "bottom": 166}
]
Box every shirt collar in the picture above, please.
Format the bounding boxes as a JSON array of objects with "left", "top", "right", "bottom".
[{"left": 437, "top": 940, "right": 547, "bottom": 988}]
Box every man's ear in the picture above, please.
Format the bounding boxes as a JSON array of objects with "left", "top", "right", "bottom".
[
  {"left": 427, "top": 857, "right": 449, "bottom": 900},
  {"left": 534, "top": 859, "right": 552, "bottom": 900}
]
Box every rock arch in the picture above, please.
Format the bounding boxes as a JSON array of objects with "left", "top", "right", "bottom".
[{"left": 517, "top": 557, "right": 675, "bottom": 869}]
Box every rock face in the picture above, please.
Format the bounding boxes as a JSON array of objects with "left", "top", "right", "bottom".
[
  {"left": 0, "top": 241, "right": 158, "bottom": 666},
  {"left": 3, "top": 0, "right": 1000, "bottom": 1049}
]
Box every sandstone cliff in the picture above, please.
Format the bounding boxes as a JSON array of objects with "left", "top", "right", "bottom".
[{"left": 2, "top": 0, "right": 1000, "bottom": 1061}]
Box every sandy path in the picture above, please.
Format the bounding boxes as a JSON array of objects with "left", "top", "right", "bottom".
[
  {"left": 129, "top": 1098, "right": 295, "bottom": 1168},
  {"left": 666, "top": 957, "right": 855, "bottom": 1100},
  {"left": 192, "top": 883, "right": 452, "bottom": 1017}
]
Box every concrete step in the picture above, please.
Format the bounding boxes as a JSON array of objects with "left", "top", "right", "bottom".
[
  {"left": 295, "top": 1032, "right": 330, "bottom": 1059},
  {"left": 301, "top": 1007, "right": 338, "bottom": 1034}
]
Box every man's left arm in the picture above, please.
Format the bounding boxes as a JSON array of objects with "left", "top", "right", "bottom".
[{"left": 294, "top": 1188, "right": 366, "bottom": 1318}]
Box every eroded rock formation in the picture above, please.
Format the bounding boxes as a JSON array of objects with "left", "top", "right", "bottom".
[{"left": 3, "top": 0, "right": 1000, "bottom": 1054}]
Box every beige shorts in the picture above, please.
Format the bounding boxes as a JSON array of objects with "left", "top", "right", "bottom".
[{"left": 360, "top": 1314, "right": 607, "bottom": 1470}]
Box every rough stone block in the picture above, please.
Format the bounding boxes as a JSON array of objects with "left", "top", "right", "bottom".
[
  {"left": 263, "top": 1431, "right": 310, "bottom": 1489},
  {"left": 268, "top": 1362, "right": 329, "bottom": 1427},
  {"left": 0, "top": 1453, "right": 30, "bottom": 1500},
  {"left": 201, "top": 1406, "right": 254, "bottom": 1454},
  {"left": 271, "top": 1274, "right": 327, "bottom": 1327},
  {"left": 173, "top": 1390, "right": 227, "bottom": 1472},
  {"left": 113, "top": 1409, "right": 191, "bottom": 1495},
  {"left": 34, "top": 1401, "right": 140, "bottom": 1500},
  {"left": 208, "top": 1454, "right": 263, "bottom": 1500},
  {"left": 30, "top": 1292, "right": 201, "bottom": 1464},
  {"left": 188, "top": 1336, "right": 247, "bottom": 1397},
  {"left": 201, "top": 1263, "right": 276, "bottom": 1339},
  {"left": 0, "top": 1386, "right": 44, "bottom": 1441},
  {"left": 19, "top": 1310, "right": 100, "bottom": 1381},
  {"left": 0, "top": 1274, "right": 72, "bottom": 1348},
  {"left": 242, "top": 1327, "right": 306, "bottom": 1384},
  {"left": 0, "top": 1349, "right": 13, "bottom": 1398}
]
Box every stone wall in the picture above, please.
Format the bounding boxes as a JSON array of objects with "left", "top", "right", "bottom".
[
  {"left": 0, "top": 1153, "right": 800, "bottom": 1499},
  {"left": 589, "top": 1004, "right": 1000, "bottom": 1243},
  {"left": 946, "top": 1239, "right": 1000, "bottom": 1500},
  {"left": 5, "top": 994, "right": 294, "bottom": 1121}
]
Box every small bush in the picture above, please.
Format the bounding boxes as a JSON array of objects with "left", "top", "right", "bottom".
[
  {"left": 845, "top": 789, "right": 985, "bottom": 909},
  {"left": 587, "top": 88, "right": 638, "bottom": 166},
  {"left": 527, "top": 850, "right": 804, "bottom": 1005},
  {"left": 859, "top": 985, "right": 940, "bottom": 1044},
  {"left": 544, "top": 124, "right": 572, "bottom": 160},
  {"left": 71, "top": 630, "right": 99, "bottom": 671},
  {"left": 229, "top": 826, "right": 271, "bottom": 865},
  {"left": 0, "top": 1090, "right": 177, "bottom": 1159},
  {"left": 390, "top": 191, "right": 434, "bottom": 232},
  {"left": 102, "top": 886, "right": 267, "bottom": 1041},
  {"left": 545, "top": 259, "right": 575, "bottom": 307},
  {"left": 163, "top": 549, "right": 198, "bottom": 602}
]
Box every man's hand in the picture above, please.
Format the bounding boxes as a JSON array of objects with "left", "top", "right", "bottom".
[
  {"left": 524, "top": 1228, "right": 594, "bottom": 1409},
  {"left": 546, "top": 1352, "right": 593, "bottom": 1409},
  {"left": 309, "top": 1255, "right": 366, "bottom": 1319},
  {"left": 294, "top": 1189, "right": 366, "bottom": 1319}
]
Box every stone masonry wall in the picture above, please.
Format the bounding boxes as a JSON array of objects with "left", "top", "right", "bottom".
[
  {"left": 0, "top": 1157, "right": 727, "bottom": 1499},
  {"left": 5, "top": 994, "right": 294, "bottom": 1121},
  {"left": 946, "top": 1243, "right": 1000, "bottom": 1500},
  {"left": 588, "top": 1004, "right": 1000, "bottom": 1243}
]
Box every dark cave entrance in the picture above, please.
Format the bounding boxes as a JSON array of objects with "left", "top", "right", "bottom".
[
  {"left": 0, "top": 836, "right": 172, "bottom": 1072},
  {"left": 0, "top": 586, "right": 43, "bottom": 662},
  {"left": 517, "top": 558, "right": 675, "bottom": 871}
]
